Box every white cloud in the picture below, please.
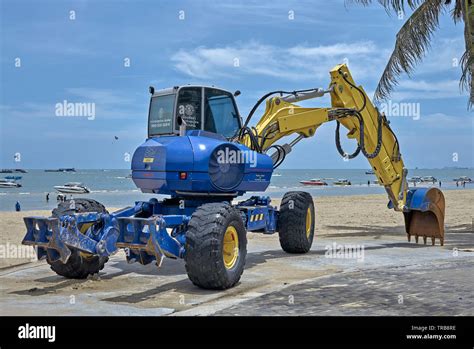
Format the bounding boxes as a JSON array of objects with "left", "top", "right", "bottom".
[
  {"left": 170, "top": 40, "right": 468, "bottom": 104},
  {"left": 398, "top": 80, "right": 459, "bottom": 92},
  {"left": 171, "top": 41, "right": 386, "bottom": 82},
  {"left": 414, "top": 37, "right": 466, "bottom": 74},
  {"left": 390, "top": 79, "right": 467, "bottom": 100},
  {"left": 288, "top": 42, "right": 377, "bottom": 57}
]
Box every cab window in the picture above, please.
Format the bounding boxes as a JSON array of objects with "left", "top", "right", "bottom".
[
  {"left": 175, "top": 87, "right": 202, "bottom": 130},
  {"left": 204, "top": 88, "right": 240, "bottom": 138},
  {"left": 148, "top": 94, "right": 175, "bottom": 136}
]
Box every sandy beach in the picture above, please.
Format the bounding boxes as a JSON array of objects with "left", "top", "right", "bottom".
[{"left": 1, "top": 189, "right": 472, "bottom": 269}]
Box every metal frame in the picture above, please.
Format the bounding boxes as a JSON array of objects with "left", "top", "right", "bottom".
[{"left": 22, "top": 196, "right": 278, "bottom": 267}]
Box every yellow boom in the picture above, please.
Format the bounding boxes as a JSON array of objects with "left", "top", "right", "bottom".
[{"left": 237, "top": 64, "right": 445, "bottom": 245}]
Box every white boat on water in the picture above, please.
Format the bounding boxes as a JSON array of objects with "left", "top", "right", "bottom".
[
  {"left": 0, "top": 179, "right": 22, "bottom": 188},
  {"left": 453, "top": 176, "right": 472, "bottom": 182},
  {"left": 421, "top": 176, "right": 437, "bottom": 182},
  {"left": 54, "top": 182, "right": 90, "bottom": 194}
]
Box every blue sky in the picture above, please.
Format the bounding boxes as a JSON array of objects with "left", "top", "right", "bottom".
[{"left": 0, "top": 0, "right": 472, "bottom": 169}]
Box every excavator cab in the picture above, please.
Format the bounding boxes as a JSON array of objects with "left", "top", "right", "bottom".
[{"left": 148, "top": 86, "right": 242, "bottom": 139}]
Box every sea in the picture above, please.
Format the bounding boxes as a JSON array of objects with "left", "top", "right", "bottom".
[{"left": 1, "top": 168, "right": 472, "bottom": 211}]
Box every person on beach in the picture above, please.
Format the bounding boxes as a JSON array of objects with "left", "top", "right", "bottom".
[
  {"left": 456, "top": 181, "right": 459, "bottom": 187},
  {"left": 439, "top": 180, "right": 442, "bottom": 187},
  {"left": 462, "top": 181, "right": 466, "bottom": 188},
  {"left": 46, "top": 193, "right": 49, "bottom": 202},
  {"left": 367, "top": 180, "right": 370, "bottom": 186},
  {"left": 15, "top": 201, "right": 21, "bottom": 212}
]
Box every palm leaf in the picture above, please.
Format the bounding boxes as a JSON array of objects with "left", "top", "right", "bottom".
[
  {"left": 345, "top": 0, "right": 424, "bottom": 13},
  {"left": 451, "top": 0, "right": 464, "bottom": 22},
  {"left": 460, "top": 0, "right": 473, "bottom": 107},
  {"left": 373, "top": 0, "right": 445, "bottom": 102}
]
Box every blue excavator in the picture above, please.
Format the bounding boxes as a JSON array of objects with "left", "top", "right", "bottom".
[{"left": 22, "top": 64, "right": 445, "bottom": 289}]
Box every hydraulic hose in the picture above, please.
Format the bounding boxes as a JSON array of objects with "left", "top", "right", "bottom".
[{"left": 334, "top": 69, "right": 383, "bottom": 160}]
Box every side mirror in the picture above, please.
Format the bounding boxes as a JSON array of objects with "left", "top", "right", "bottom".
[
  {"left": 234, "top": 90, "right": 241, "bottom": 97},
  {"left": 149, "top": 86, "right": 155, "bottom": 95}
]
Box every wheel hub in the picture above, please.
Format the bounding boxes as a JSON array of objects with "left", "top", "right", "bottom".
[
  {"left": 223, "top": 226, "right": 239, "bottom": 269},
  {"left": 305, "top": 207, "right": 312, "bottom": 238}
]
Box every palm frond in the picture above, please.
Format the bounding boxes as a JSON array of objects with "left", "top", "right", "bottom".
[
  {"left": 345, "top": 0, "right": 424, "bottom": 13},
  {"left": 451, "top": 0, "right": 464, "bottom": 22},
  {"left": 373, "top": 0, "right": 445, "bottom": 102},
  {"left": 345, "top": 0, "right": 372, "bottom": 6},
  {"left": 460, "top": 0, "right": 474, "bottom": 107}
]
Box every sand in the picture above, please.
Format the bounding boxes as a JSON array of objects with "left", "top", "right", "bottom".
[{"left": 1, "top": 190, "right": 472, "bottom": 269}]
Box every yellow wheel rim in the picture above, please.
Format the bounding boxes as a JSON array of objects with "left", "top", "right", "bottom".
[
  {"left": 223, "top": 226, "right": 239, "bottom": 269},
  {"left": 305, "top": 207, "right": 312, "bottom": 239}
]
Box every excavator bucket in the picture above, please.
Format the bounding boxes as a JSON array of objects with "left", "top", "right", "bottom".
[{"left": 403, "top": 187, "right": 445, "bottom": 246}]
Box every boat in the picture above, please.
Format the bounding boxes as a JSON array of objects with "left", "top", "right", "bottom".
[
  {"left": 421, "top": 176, "right": 437, "bottom": 183},
  {"left": 45, "top": 168, "right": 77, "bottom": 173},
  {"left": 300, "top": 178, "right": 328, "bottom": 186},
  {"left": 408, "top": 176, "right": 422, "bottom": 183},
  {"left": 453, "top": 176, "right": 472, "bottom": 182},
  {"left": 54, "top": 182, "right": 90, "bottom": 194},
  {"left": 365, "top": 169, "right": 375, "bottom": 175},
  {"left": 0, "top": 179, "right": 22, "bottom": 188},
  {"left": 333, "top": 179, "right": 351, "bottom": 186},
  {"left": 4, "top": 176, "right": 22, "bottom": 180},
  {"left": 0, "top": 169, "right": 27, "bottom": 173}
]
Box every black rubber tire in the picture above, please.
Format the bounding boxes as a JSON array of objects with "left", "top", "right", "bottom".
[
  {"left": 184, "top": 202, "right": 247, "bottom": 290},
  {"left": 47, "top": 198, "right": 109, "bottom": 279},
  {"left": 277, "top": 191, "right": 315, "bottom": 253}
]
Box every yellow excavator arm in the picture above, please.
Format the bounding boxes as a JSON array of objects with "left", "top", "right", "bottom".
[{"left": 237, "top": 64, "right": 445, "bottom": 245}]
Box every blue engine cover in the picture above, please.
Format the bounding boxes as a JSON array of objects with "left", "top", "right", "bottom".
[{"left": 131, "top": 130, "right": 273, "bottom": 196}]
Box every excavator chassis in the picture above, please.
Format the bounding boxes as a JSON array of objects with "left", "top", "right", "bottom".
[{"left": 22, "top": 196, "right": 278, "bottom": 267}]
